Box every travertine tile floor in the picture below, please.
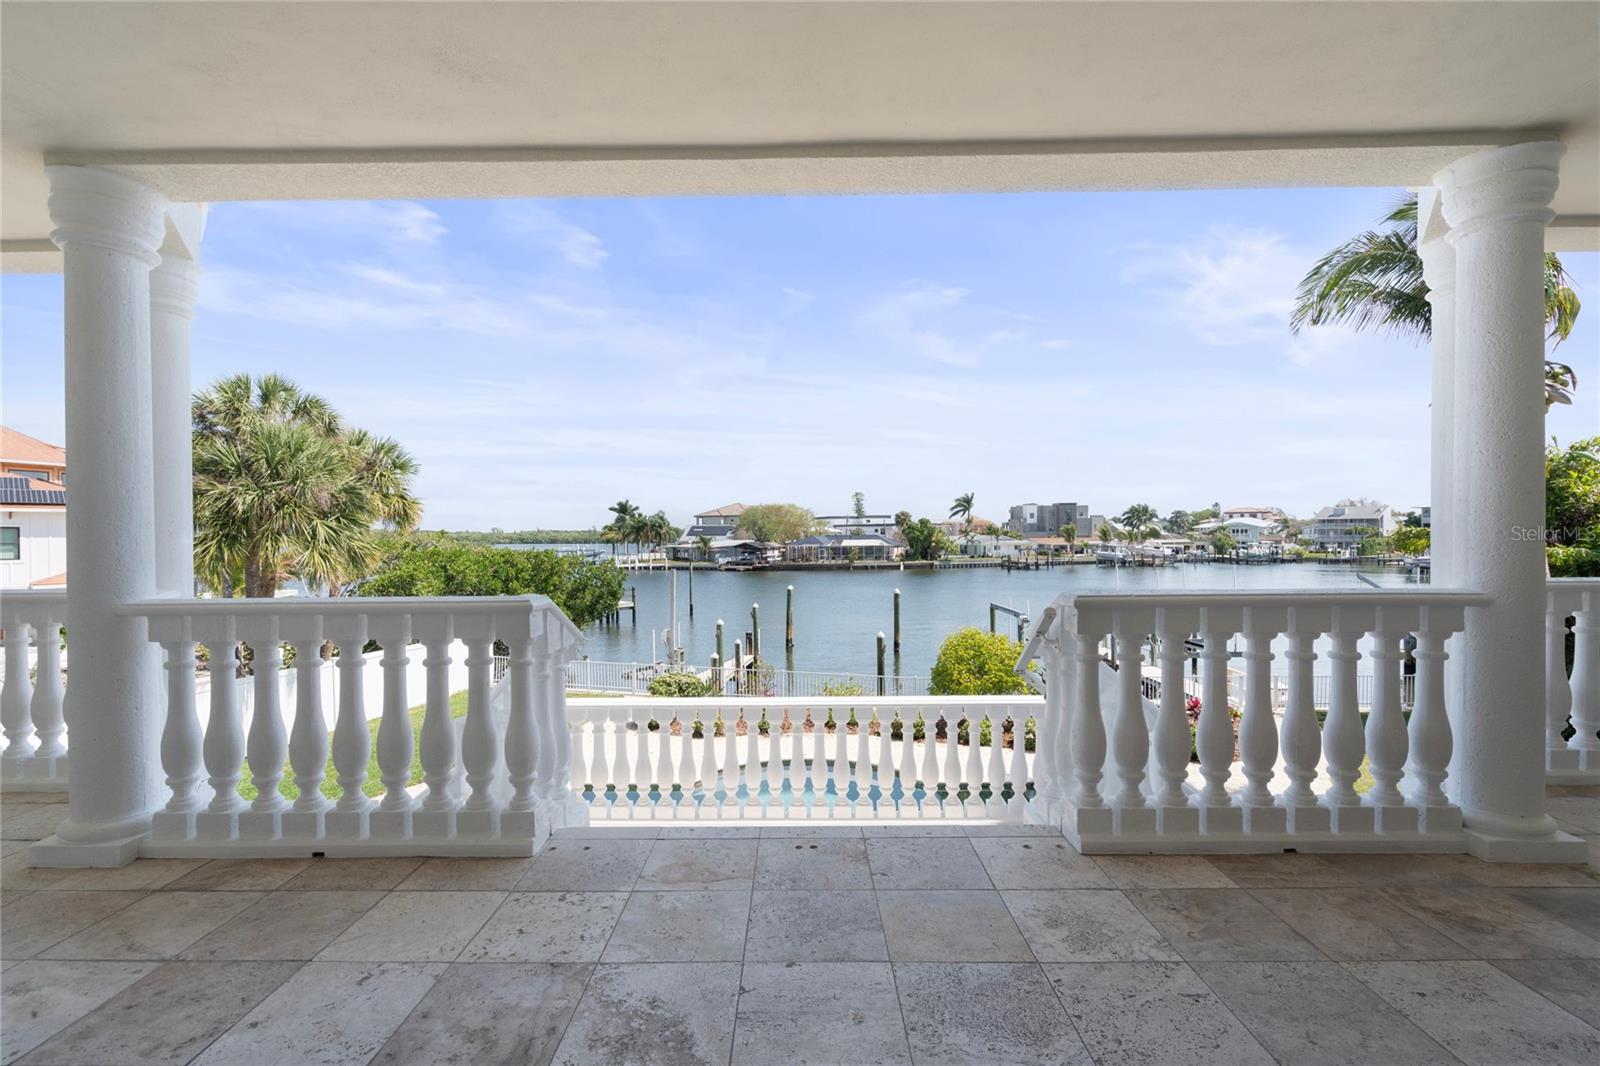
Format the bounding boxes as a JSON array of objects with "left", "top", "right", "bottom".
[{"left": 2, "top": 788, "right": 1598, "bottom": 1065}]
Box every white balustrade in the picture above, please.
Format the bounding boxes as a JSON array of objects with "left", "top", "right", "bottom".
[
  {"left": 564, "top": 696, "right": 1038, "bottom": 820},
  {"left": 0, "top": 589, "right": 70, "bottom": 790},
  {"left": 128, "top": 595, "right": 581, "bottom": 857},
  {"left": 1040, "top": 590, "right": 1486, "bottom": 853},
  {"left": 1547, "top": 579, "right": 1600, "bottom": 783}
]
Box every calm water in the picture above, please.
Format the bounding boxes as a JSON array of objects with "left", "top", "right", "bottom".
[{"left": 574, "top": 560, "right": 1420, "bottom": 676}]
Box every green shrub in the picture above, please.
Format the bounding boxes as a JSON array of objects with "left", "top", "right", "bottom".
[
  {"left": 1549, "top": 544, "right": 1600, "bottom": 577},
  {"left": 818, "top": 679, "right": 865, "bottom": 696},
  {"left": 929, "top": 628, "right": 1031, "bottom": 696},
  {"left": 647, "top": 672, "right": 716, "bottom": 698}
]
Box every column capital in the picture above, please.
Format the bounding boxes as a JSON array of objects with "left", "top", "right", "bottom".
[
  {"left": 46, "top": 166, "right": 167, "bottom": 267},
  {"left": 1435, "top": 142, "right": 1564, "bottom": 242},
  {"left": 150, "top": 254, "right": 202, "bottom": 320}
]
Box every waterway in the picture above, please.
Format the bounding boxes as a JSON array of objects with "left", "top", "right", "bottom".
[{"left": 569, "top": 559, "right": 1421, "bottom": 676}]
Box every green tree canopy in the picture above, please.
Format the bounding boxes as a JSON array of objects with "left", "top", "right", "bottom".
[
  {"left": 736, "top": 503, "right": 822, "bottom": 543},
  {"left": 1209, "top": 529, "right": 1237, "bottom": 555},
  {"left": 360, "top": 541, "right": 624, "bottom": 627},
  {"left": 929, "top": 628, "right": 1031, "bottom": 696},
  {"left": 1391, "top": 526, "right": 1431, "bottom": 556},
  {"left": 1547, "top": 436, "right": 1600, "bottom": 576},
  {"left": 902, "top": 517, "right": 953, "bottom": 561}
]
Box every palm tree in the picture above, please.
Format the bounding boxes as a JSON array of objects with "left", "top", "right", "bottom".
[
  {"left": 949, "top": 493, "right": 976, "bottom": 540},
  {"left": 192, "top": 373, "right": 419, "bottom": 598},
  {"left": 695, "top": 534, "right": 713, "bottom": 562},
  {"left": 1120, "top": 503, "right": 1158, "bottom": 532},
  {"left": 607, "top": 500, "right": 642, "bottom": 552},
  {"left": 1059, "top": 524, "right": 1077, "bottom": 555},
  {"left": 1292, "top": 193, "right": 1582, "bottom": 408},
  {"left": 1096, "top": 521, "right": 1115, "bottom": 547}
]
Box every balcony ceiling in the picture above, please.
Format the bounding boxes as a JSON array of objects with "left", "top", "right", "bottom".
[{"left": 3, "top": 0, "right": 1598, "bottom": 269}]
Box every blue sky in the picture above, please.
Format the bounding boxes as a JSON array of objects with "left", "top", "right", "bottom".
[{"left": 3, "top": 188, "right": 1596, "bottom": 530}]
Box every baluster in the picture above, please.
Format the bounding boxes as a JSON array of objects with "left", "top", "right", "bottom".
[
  {"left": 853, "top": 711, "right": 871, "bottom": 814},
  {"left": 787, "top": 709, "right": 808, "bottom": 813},
  {"left": 1151, "top": 617, "right": 1190, "bottom": 809},
  {"left": 764, "top": 712, "right": 784, "bottom": 814},
  {"left": 631, "top": 707, "right": 652, "bottom": 813},
  {"left": 504, "top": 637, "right": 537, "bottom": 814},
  {"left": 1569, "top": 592, "right": 1600, "bottom": 758},
  {"left": 459, "top": 636, "right": 498, "bottom": 828},
  {"left": 876, "top": 711, "right": 894, "bottom": 812},
  {"left": 897, "top": 708, "right": 918, "bottom": 814},
  {"left": 285, "top": 638, "right": 331, "bottom": 835},
  {"left": 1278, "top": 613, "right": 1324, "bottom": 830},
  {"left": 738, "top": 708, "right": 756, "bottom": 813},
  {"left": 30, "top": 616, "right": 65, "bottom": 761},
  {"left": 329, "top": 627, "right": 372, "bottom": 834},
  {"left": 677, "top": 711, "right": 697, "bottom": 812},
  {"left": 547, "top": 654, "right": 575, "bottom": 801},
  {"left": 1071, "top": 632, "right": 1107, "bottom": 808},
  {"left": 1404, "top": 608, "right": 1455, "bottom": 817},
  {"left": 653, "top": 711, "right": 673, "bottom": 815},
  {"left": 985, "top": 710, "right": 1006, "bottom": 814},
  {"left": 1238, "top": 610, "right": 1280, "bottom": 824},
  {"left": 587, "top": 708, "right": 609, "bottom": 811},
  {"left": 1547, "top": 594, "right": 1574, "bottom": 751},
  {"left": 920, "top": 709, "right": 940, "bottom": 811},
  {"left": 609, "top": 707, "right": 631, "bottom": 814},
  {"left": 941, "top": 711, "right": 961, "bottom": 810},
  {"left": 963, "top": 708, "right": 983, "bottom": 811},
  {"left": 244, "top": 636, "right": 289, "bottom": 832},
  {"left": 577, "top": 707, "right": 597, "bottom": 800},
  {"left": 418, "top": 635, "right": 459, "bottom": 823},
  {"left": 156, "top": 637, "right": 203, "bottom": 837},
  {"left": 201, "top": 635, "right": 245, "bottom": 836},
  {"left": 697, "top": 712, "right": 716, "bottom": 814},
  {"left": 1, "top": 619, "right": 34, "bottom": 758},
  {"left": 1323, "top": 619, "right": 1367, "bottom": 825},
  {"left": 369, "top": 631, "right": 413, "bottom": 834},
  {"left": 1195, "top": 619, "right": 1233, "bottom": 810},
  {"left": 721, "top": 709, "right": 739, "bottom": 815},
  {"left": 1364, "top": 616, "right": 1409, "bottom": 815},
  {"left": 1111, "top": 623, "right": 1150, "bottom": 811},
  {"left": 1050, "top": 640, "right": 1073, "bottom": 808}
]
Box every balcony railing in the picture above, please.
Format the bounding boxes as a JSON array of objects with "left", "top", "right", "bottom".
[
  {"left": 123, "top": 595, "right": 582, "bottom": 857},
  {"left": 0, "top": 588, "right": 69, "bottom": 791},
  {"left": 1033, "top": 588, "right": 1493, "bottom": 852},
  {"left": 1546, "top": 578, "right": 1600, "bottom": 783},
  {"left": 565, "top": 695, "right": 1037, "bottom": 820}
]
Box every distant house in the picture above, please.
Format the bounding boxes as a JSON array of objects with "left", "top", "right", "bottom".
[
  {"left": 0, "top": 426, "right": 68, "bottom": 590},
  {"left": 1307, "top": 503, "right": 1396, "bottom": 550},
  {"left": 1006, "top": 501, "right": 1095, "bottom": 537},
  {"left": 679, "top": 502, "right": 746, "bottom": 539},
  {"left": 1218, "top": 516, "right": 1276, "bottom": 545},
  {"left": 786, "top": 534, "right": 903, "bottom": 563},
  {"left": 936, "top": 516, "right": 997, "bottom": 538},
  {"left": 1223, "top": 505, "right": 1284, "bottom": 524},
  {"left": 668, "top": 535, "right": 772, "bottom": 564},
  {"left": 818, "top": 513, "right": 898, "bottom": 538}
]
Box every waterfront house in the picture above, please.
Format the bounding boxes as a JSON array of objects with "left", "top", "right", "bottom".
[
  {"left": 1220, "top": 515, "right": 1276, "bottom": 545},
  {"left": 1, "top": 4, "right": 1597, "bottom": 1062},
  {"left": 1308, "top": 502, "right": 1398, "bottom": 550},
  {"left": 818, "top": 512, "right": 899, "bottom": 538},
  {"left": 0, "top": 427, "right": 67, "bottom": 590},
  {"left": 1223, "top": 505, "right": 1285, "bottom": 523},
  {"left": 1006, "top": 500, "right": 1097, "bottom": 537},
  {"left": 785, "top": 532, "right": 903, "bottom": 562}
]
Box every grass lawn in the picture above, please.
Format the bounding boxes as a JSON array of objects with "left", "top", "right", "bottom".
[{"left": 238, "top": 690, "right": 471, "bottom": 802}]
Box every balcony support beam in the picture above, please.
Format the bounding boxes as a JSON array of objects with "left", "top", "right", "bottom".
[
  {"left": 149, "top": 221, "right": 203, "bottom": 598},
  {"left": 29, "top": 166, "right": 168, "bottom": 866}
]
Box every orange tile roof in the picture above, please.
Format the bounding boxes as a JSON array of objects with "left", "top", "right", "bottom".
[
  {"left": 31, "top": 571, "right": 67, "bottom": 588},
  {"left": 0, "top": 426, "right": 66, "bottom": 468}
]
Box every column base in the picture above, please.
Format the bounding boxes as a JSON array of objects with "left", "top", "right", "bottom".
[
  {"left": 0, "top": 753, "right": 70, "bottom": 792},
  {"left": 28, "top": 831, "right": 144, "bottom": 868},
  {"left": 1547, "top": 746, "right": 1600, "bottom": 785},
  {"left": 1464, "top": 826, "right": 1588, "bottom": 863}
]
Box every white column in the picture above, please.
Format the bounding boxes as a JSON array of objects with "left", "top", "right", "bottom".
[
  {"left": 34, "top": 166, "right": 167, "bottom": 866},
  {"left": 1419, "top": 191, "right": 1456, "bottom": 584},
  {"left": 1436, "top": 141, "right": 1581, "bottom": 860},
  {"left": 148, "top": 251, "right": 201, "bottom": 598}
]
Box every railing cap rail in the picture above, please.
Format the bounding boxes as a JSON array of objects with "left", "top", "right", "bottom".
[{"left": 1047, "top": 589, "right": 1493, "bottom": 609}]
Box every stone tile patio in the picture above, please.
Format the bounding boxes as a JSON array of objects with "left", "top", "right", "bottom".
[{"left": 2, "top": 789, "right": 1599, "bottom": 1065}]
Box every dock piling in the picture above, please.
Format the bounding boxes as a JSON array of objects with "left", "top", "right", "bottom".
[
  {"left": 785, "top": 586, "right": 795, "bottom": 649},
  {"left": 893, "top": 588, "right": 902, "bottom": 653},
  {"left": 876, "top": 632, "right": 887, "bottom": 696},
  {"left": 715, "top": 619, "right": 725, "bottom": 670}
]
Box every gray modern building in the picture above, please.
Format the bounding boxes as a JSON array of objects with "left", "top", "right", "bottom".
[{"left": 1007, "top": 501, "right": 1093, "bottom": 536}]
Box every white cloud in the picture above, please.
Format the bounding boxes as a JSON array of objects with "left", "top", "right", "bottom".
[
  {"left": 237, "top": 201, "right": 446, "bottom": 244},
  {"left": 781, "top": 287, "right": 815, "bottom": 313},
  {"left": 858, "top": 281, "right": 980, "bottom": 367},
  {"left": 497, "top": 204, "right": 608, "bottom": 268}
]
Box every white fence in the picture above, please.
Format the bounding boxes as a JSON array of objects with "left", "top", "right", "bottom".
[
  {"left": 0, "top": 589, "right": 69, "bottom": 790},
  {"left": 565, "top": 696, "right": 1037, "bottom": 820},
  {"left": 561, "top": 658, "right": 931, "bottom": 698},
  {"left": 1035, "top": 588, "right": 1492, "bottom": 853}
]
